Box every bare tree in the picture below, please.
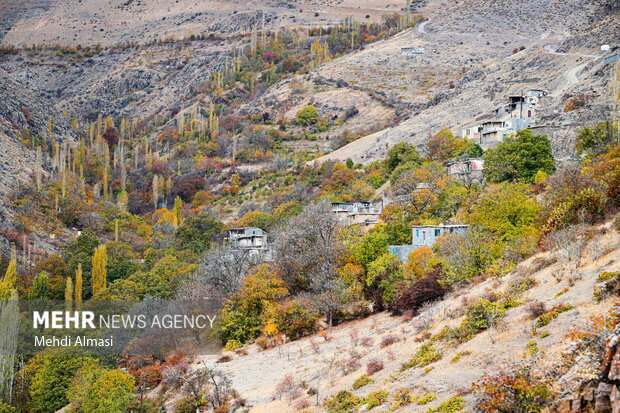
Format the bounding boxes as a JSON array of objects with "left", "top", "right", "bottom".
[
  {"left": 272, "top": 200, "right": 346, "bottom": 326},
  {"left": 180, "top": 245, "right": 258, "bottom": 301},
  {"left": 163, "top": 362, "right": 243, "bottom": 412}
]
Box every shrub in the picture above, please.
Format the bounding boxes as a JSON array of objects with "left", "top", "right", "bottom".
[
  {"left": 473, "top": 365, "right": 552, "bottom": 412},
  {"left": 416, "top": 393, "right": 437, "bottom": 405},
  {"left": 352, "top": 374, "right": 374, "bottom": 389},
  {"left": 391, "top": 268, "right": 447, "bottom": 313},
  {"left": 390, "top": 388, "right": 413, "bottom": 411},
  {"left": 344, "top": 359, "right": 361, "bottom": 375},
  {"left": 360, "top": 337, "right": 374, "bottom": 347},
  {"left": 380, "top": 334, "right": 399, "bottom": 348},
  {"left": 426, "top": 396, "right": 465, "bottom": 413},
  {"left": 536, "top": 304, "right": 574, "bottom": 328},
  {"left": 401, "top": 345, "right": 442, "bottom": 370},
  {"left": 457, "top": 299, "right": 507, "bottom": 341},
  {"left": 324, "top": 390, "right": 362, "bottom": 413},
  {"left": 224, "top": 339, "right": 243, "bottom": 351},
  {"left": 366, "top": 359, "right": 384, "bottom": 375},
  {"left": 506, "top": 276, "right": 537, "bottom": 295},
  {"left": 364, "top": 390, "right": 389, "bottom": 409},
  {"left": 526, "top": 301, "right": 547, "bottom": 318},
  {"left": 296, "top": 105, "right": 319, "bottom": 126},
  {"left": 594, "top": 272, "right": 620, "bottom": 302},
  {"left": 450, "top": 350, "right": 471, "bottom": 364}
]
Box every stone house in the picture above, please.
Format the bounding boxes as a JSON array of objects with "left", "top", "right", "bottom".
[
  {"left": 225, "top": 227, "right": 271, "bottom": 259},
  {"left": 331, "top": 201, "right": 382, "bottom": 227}
]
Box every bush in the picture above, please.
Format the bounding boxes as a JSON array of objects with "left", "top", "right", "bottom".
[
  {"left": 296, "top": 105, "right": 319, "bottom": 126},
  {"left": 352, "top": 374, "right": 374, "bottom": 389},
  {"left": 324, "top": 390, "right": 362, "bottom": 413},
  {"left": 364, "top": 390, "right": 389, "bottom": 409},
  {"left": 401, "top": 345, "right": 442, "bottom": 370},
  {"left": 426, "top": 396, "right": 466, "bottom": 413},
  {"left": 473, "top": 365, "right": 552, "bottom": 412},
  {"left": 390, "top": 388, "right": 413, "bottom": 410},
  {"left": 366, "top": 359, "right": 384, "bottom": 375},
  {"left": 391, "top": 268, "right": 447, "bottom": 313},
  {"left": 526, "top": 301, "right": 547, "bottom": 318},
  {"left": 416, "top": 393, "right": 437, "bottom": 405},
  {"left": 457, "top": 299, "right": 507, "bottom": 341},
  {"left": 380, "top": 334, "right": 399, "bottom": 348},
  {"left": 535, "top": 304, "right": 574, "bottom": 328}
]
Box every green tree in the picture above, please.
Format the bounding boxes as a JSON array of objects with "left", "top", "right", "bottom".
[
  {"left": 386, "top": 142, "right": 423, "bottom": 173},
  {"left": 105, "top": 241, "right": 137, "bottom": 282},
  {"left": 175, "top": 213, "right": 223, "bottom": 254},
  {"left": 68, "top": 360, "right": 136, "bottom": 413},
  {"left": 483, "top": 130, "right": 555, "bottom": 183},
  {"left": 365, "top": 253, "right": 403, "bottom": 310},
  {"left": 296, "top": 105, "right": 319, "bottom": 126},
  {"left": 25, "top": 352, "right": 91, "bottom": 412},
  {"left": 30, "top": 272, "right": 49, "bottom": 300},
  {"left": 352, "top": 229, "right": 389, "bottom": 269},
  {"left": 469, "top": 183, "right": 540, "bottom": 241},
  {"left": 575, "top": 121, "right": 618, "bottom": 157}
]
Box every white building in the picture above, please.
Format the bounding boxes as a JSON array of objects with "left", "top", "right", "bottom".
[{"left": 412, "top": 224, "right": 469, "bottom": 247}]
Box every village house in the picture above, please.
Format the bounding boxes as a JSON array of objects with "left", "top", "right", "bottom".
[
  {"left": 331, "top": 201, "right": 382, "bottom": 227},
  {"left": 400, "top": 46, "right": 426, "bottom": 60},
  {"left": 444, "top": 158, "right": 484, "bottom": 182},
  {"left": 461, "top": 89, "right": 547, "bottom": 149},
  {"left": 389, "top": 224, "right": 469, "bottom": 261},
  {"left": 225, "top": 227, "right": 271, "bottom": 259}
]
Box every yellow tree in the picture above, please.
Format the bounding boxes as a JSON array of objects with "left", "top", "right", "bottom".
[
  {"left": 65, "top": 277, "right": 73, "bottom": 311},
  {"left": 75, "top": 264, "right": 83, "bottom": 311},
  {"left": 92, "top": 245, "right": 107, "bottom": 297},
  {"left": 173, "top": 197, "right": 183, "bottom": 228},
  {"left": 2, "top": 259, "right": 17, "bottom": 290}
]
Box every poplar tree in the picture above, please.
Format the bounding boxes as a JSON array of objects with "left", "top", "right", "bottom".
[
  {"left": 2, "top": 259, "right": 17, "bottom": 290},
  {"left": 75, "top": 264, "right": 83, "bottom": 311},
  {"left": 173, "top": 197, "right": 183, "bottom": 228},
  {"left": 65, "top": 277, "right": 73, "bottom": 311},
  {"left": 92, "top": 245, "right": 107, "bottom": 297}
]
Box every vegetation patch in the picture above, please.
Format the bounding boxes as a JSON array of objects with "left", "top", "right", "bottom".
[
  {"left": 536, "top": 304, "right": 574, "bottom": 328},
  {"left": 352, "top": 375, "right": 374, "bottom": 390},
  {"left": 401, "top": 345, "right": 442, "bottom": 370}
]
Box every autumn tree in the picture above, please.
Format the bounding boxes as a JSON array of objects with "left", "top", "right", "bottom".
[
  {"left": 75, "top": 265, "right": 83, "bottom": 311},
  {"left": 29, "top": 272, "right": 49, "bottom": 300},
  {"left": 426, "top": 128, "right": 467, "bottom": 162},
  {"left": 91, "top": 245, "right": 107, "bottom": 297}
]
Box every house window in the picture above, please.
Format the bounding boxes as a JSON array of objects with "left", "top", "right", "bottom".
[
  {"left": 434, "top": 229, "right": 441, "bottom": 237},
  {"left": 416, "top": 230, "right": 419, "bottom": 237},
  {"left": 528, "top": 110, "right": 532, "bottom": 117}
]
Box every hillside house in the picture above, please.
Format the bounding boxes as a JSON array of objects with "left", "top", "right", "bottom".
[
  {"left": 444, "top": 158, "right": 484, "bottom": 182},
  {"left": 331, "top": 201, "right": 382, "bottom": 227},
  {"left": 225, "top": 227, "right": 271, "bottom": 259},
  {"left": 462, "top": 89, "right": 546, "bottom": 148},
  {"left": 400, "top": 47, "right": 425, "bottom": 60},
  {"left": 389, "top": 224, "right": 469, "bottom": 261}
]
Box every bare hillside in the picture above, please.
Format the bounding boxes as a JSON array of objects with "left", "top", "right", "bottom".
[
  {"left": 0, "top": 0, "right": 404, "bottom": 46},
  {"left": 179, "top": 221, "right": 620, "bottom": 412}
]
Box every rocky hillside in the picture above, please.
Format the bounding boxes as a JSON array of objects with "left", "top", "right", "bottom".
[
  {"left": 169, "top": 220, "right": 620, "bottom": 412},
  {"left": 0, "top": 0, "right": 404, "bottom": 46}
]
